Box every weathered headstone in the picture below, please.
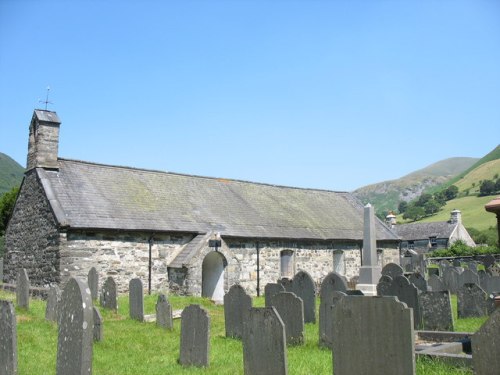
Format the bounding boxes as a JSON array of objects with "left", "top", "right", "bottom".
[
  {"left": 388, "top": 275, "right": 422, "bottom": 329},
  {"left": 319, "top": 291, "right": 346, "bottom": 348},
  {"left": 428, "top": 274, "right": 446, "bottom": 292},
  {"left": 270, "top": 292, "right": 304, "bottom": 345},
  {"left": 156, "top": 294, "right": 173, "bottom": 330},
  {"left": 482, "top": 254, "right": 495, "bottom": 270},
  {"left": 376, "top": 275, "right": 393, "bottom": 296},
  {"left": 409, "top": 272, "right": 427, "bottom": 292},
  {"left": 129, "top": 278, "right": 144, "bottom": 321},
  {"left": 242, "top": 307, "right": 287, "bottom": 375},
  {"left": 381, "top": 263, "right": 404, "bottom": 279},
  {"left": 466, "top": 261, "right": 478, "bottom": 273},
  {"left": 278, "top": 278, "right": 293, "bottom": 292},
  {"left": 93, "top": 307, "right": 103, "bottom": 342},
  {"left": 459, "top": 269, "right": 480, "bottom": 288},
  {"left": 443, "top": 267, "right": 460, "bottom": 294},
  {"left": 224, "top": 284, "right": 252, "bottom": 339},
  {"left": 16, "top": 268, "right": 30, "bottom": 309},
  {"left": 45, "top": 285, "right": 62, "bottom": 323},
  {"left": 420, "top": 291, "right": 454, "bottom": 331},
  {"left": 100, "top": 276, "right": 117, "bottom": 311},
  {"left": 291, "top": 270, "right": 316, "bottom": 323},
  {"left": 457, "top": 283, "right": 488, "bottom": 318},
  {"left": 179, "top": 304, "right": 210, "bottom": 367},
  {"left": 332, "top": 296, "right": 415, "bottom": 375},
  {"left": 320, "top": 272, "right": 348, "bottom": 295},
  {"left": 87, "top": 267, "right": 99, "bottom": 301},
  {"left": 452, "top": 259, "right": 461, "bottom": 267},
  {"left": 0, "top": 300, "right": 17, "bottom": 375},
  {"left": 56, "top": 277, "right": 93, "bottom": 375},
  {"left": 484, "top": 275, "right": 500, "bottom": 294},
  {"left": 264, "top": 283, "right": 285, "bottom": 307},
  {"left": 472, "top": 308, "right": 500, "bottom": 375}
]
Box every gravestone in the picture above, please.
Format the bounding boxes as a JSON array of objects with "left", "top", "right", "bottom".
[
  {"left": 129, "top": 278, "right": 144, "bottom": 321},
  {"left": 56, "top": 277, "right": 93, "bottom": 375},
  {"left": 381, "top": 263, "right": 404, "bottom": 279},
  {"left": 242, "top": 307, "right": 287, "bottom": 375},
  {"left": 459, "top": 269, "right": 480, "bottom": 288},
  {"left": 45, "top": 285, "right": 62, "bottom": 323},
  {"left": 278, "top": 278, "right": 293, "bottom": 292},
  {"left": 443, "top": 267, "right": 460, "bottom": 294},
  {"left": 452, "top": 259, "right": 461, "bottom": 267},
  {"left": 472, "top": 308, "right": 500, "bottom": 375},
  {"left": 376, "top": 275, "right": 392, "bottom": 296},
  {"left": 332, "top": 296, "right": 415, "bottom": 375},
  {"left": 420, "top": 291, "right": 454, "bottom": 331},
  {"left": 466, "top": 261, "right": 478, "bottom": 273},
  {"left": 409, "top": 272, "right": 427, "bottom": 292},
  {"left": 457, "top": 283, "right": 488, "bottom": 318},
  {"left": 0, "top": 300, "right": 17, "bottom": 375},
  {"left": 93, "top": 307, "right": 103, "bottom": 342},
  {"left": 478, "top": 270, "right": 488, "bottom": 289},
  {"left": 270, "top": 292, "right": 304, "bottom": 345},
  {"left": 484, "top": 275, "right": 500, "bottom": 294},
  {"left": 319, "top": 291, "right": 346, "bottom": 348},
  {"left": 156, "top": 294, "right": 173, "bottom": 330},
  {"left": 179, "top": 304, "right": 210, "bottom": 367},
  {"left": 224, "top": 284, "right": 252, "bottom": 339},
  {"left": 87, "top": 267, "right": 99, "bottom": 301},
  {"left": 100, "top": 276, "right": 118, "bottom": 311},
  {"left": 427, "top": 268, "right": 439, "bottom": 277},
  {"left": 291, "top": 271, "right": 316, "bottom": 323},
  {"left": 388, "top": 275, "right": 422, "bottom": 329},
  {"left": 482, "top": 254, "right": 495, "bottom": 270},
  {"left": 320, "top": 272, "right": 348, "bottom": 295},
  {"left": 264, "top": 283, "right": 285, "bottom": 307},
  {"left": 16, "top": 268, "right": 30, "bottom": 309},
  {"left": 357, "top": 204, "right": 382, "bottom": 295},
  {"left": 428, "top": 274, "right": 446, "bottom": 292}
]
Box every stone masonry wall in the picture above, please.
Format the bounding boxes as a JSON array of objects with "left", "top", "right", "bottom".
[
  {"left": 4, "top": 170, "right": 60, "bottom": 286},
  {"left": 60, "top": 230, "right": 194, "bottom": 293}
]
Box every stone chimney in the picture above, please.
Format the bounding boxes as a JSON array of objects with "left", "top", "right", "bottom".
[
  {"left": 385, "top": 212, "right": 397, "bottom": 228},
  {"left": 449, "top": 209, "right": 462, "bottom": 224},
  {"left": 26, "top": 110, "right": 61, "bottom": 171}
]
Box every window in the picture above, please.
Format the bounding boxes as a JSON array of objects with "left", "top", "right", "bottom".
[
  {"left": 408, "top": 241, "right": 415, "bottom": 250},
  {"left": 429, "top": 237, "right": 437, "bottom": 248},
  {"left": 377, "top": 249, "right": 383, "bottom": 267},
  {"left": 333, "top": 250, "right": 345, "bottom": 275},
  {"left": 280, "top": 250, "right": 294, "bottom": 278}
]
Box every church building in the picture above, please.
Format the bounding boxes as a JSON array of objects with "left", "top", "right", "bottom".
[{"left": 3, "top": 110, "right": 400, "bottom": 299}]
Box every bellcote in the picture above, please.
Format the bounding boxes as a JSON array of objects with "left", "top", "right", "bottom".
[{"left": 26, "top": 109, "right": 61, "bottom": 171}]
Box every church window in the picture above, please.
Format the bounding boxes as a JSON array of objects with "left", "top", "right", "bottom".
[
  {"left": 333, "top": 250, "right": 345, "bottom": 275},
  {"left": 280, "top": 250, "right": 294, "bottom": 278}
]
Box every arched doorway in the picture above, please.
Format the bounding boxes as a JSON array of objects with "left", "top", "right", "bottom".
[{"left": 202, "top": 251, "right": 226, "bottom": 302}]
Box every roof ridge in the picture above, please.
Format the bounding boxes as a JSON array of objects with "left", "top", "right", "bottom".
[{"left": 57, "top": 157, "right": 349, "bottom": 194}]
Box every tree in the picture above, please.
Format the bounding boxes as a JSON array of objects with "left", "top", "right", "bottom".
[
  {"left": 424, "top": 199, "right": 441, "bottom": 216},
  {"left": 416, "top": 193, "right": 432, "bottom": 207},
  {"left": 403, "top": 204, "right": 425, "bottom": 221},
  {"left": 444, "top": 185, "right": 459, "bottom": 201},
  {"left": 0, "top": 186, "right": 19, "bottom": 235},
  {"left": 398, "top": 201, "right": 408, "bottom": 214},
  {"left": 495, "top": 179, "right": 500, "bottom": 193},
  {"left": 479, "top": 180, "right": 495, "bottom": 196}
]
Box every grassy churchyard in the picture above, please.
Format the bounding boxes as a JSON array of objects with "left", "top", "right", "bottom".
[{"left": 0, "top": 290, "right": 486, "bottom": 375}]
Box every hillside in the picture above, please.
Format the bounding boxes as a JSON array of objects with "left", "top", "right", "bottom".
[
  {"left": 0, "top": 152, "right": 24, "bottom": 195},
  {"left": 352, "top": 157, "right": 478, "bottom": 215}
]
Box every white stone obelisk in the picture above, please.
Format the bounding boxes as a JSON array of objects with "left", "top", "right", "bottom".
[{"left": 356, "top": 204, "right": 382, "bottom": 296}]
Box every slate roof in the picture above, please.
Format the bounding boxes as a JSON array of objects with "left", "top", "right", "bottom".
[
  {"left": 37, "top": 158, "right": 398, "bottom": 241},
  {"left": 392, "top": 221, "right": 456, "bottom": 241}
]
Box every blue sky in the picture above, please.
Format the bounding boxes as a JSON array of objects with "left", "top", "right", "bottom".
[{"left": 1, "top": 0, "right": 499, "bottom": 192}]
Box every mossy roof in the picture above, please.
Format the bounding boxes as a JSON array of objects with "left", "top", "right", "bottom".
[{"left": 38, "top": 159, "right": 398, "bottom": 241}]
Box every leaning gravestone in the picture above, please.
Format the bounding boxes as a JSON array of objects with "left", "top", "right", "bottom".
[
  {"left": 224, "top": 284, "right": 252, "bottom": 339},
  {"left": 45, "top": 285, "right": 62, "bottom": 323},
  {"left": 409, "top": 272, "right": 427, "bottom": 292},
  {"left": 16, "top": 268, "right": 30, "bottom": 309},
  {"left": 0, "top": 300, "right": 17, "bottom": 375},
  {"left": 93, "top": 307, "right": 103, "bottom": 342},
  {"left": 179, "top": 304, "right": 210, "bottom": 367},
  {"left": 472, "top": 308, "right": 500, "bottom": 375},
  {"left": 388, "top": 275, "right": 422, "bottom": 329},
  {"left": 242, "top": 307, "right": 287, "bottom": 375},
  {"left": 264, "top": 283, "right": 285, "bottom": 307},
  {"left": 291, "top": 271, "right": 316, "bottom": 323},
  {"left": 56, "top": 277, "right": 93, "bottom": 375},
  {"left": 156, "top": 294, "right": 173, "bottom": 330},
  {"left": 319, "top": 291, "right": 346, "bottom": 348},
  {"left": 381, "top": 263, "right": 404, "bottom": 279},
  {"left": 129, "top": 278, "right": 144, "bottom": 321},
  {"left": 482, "top": 254, "right": 496, "bottom": 270},
  {"left": 270, "top": 292, "right": 304, "bottom": 345},
  {"left": 457, "top": 283, "right": 488, "bottom": 318},
  {"left": 332, "top": 296, "right": 415, "bottom": 375},
  {"left": 420, "top": 291, "right": 454, "bottom": 331},
  {"left": 428, "top": 274, "right": 446, "bottom": 292},
  {"left": 100, "top": 276, "right": 118, "bottom": 311},
  {"left": 87, "top": 267, "right": 99, "bottom": 301}
]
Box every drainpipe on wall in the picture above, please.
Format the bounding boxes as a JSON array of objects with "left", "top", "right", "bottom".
[
  {"left": 148, "top": 234, "right": 155, "bottom": 295},
  {"left": 256, "top": 241, "right": 260, "bottom": 297}
]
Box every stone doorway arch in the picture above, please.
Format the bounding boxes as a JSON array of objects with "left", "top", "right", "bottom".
[{"left": 202, "top": 251, "right": 227, "bottom": 303}]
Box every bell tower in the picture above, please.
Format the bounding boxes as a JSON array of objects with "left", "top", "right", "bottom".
[{"left": 26, "top": 109, "right": 61, "bottom": 171}]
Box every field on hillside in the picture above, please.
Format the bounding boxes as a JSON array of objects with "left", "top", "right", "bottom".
[
  {"left": 454, "top": 159, "right": 500, "bottom": 195},
  {"left": 0, "top": 290, "right": 485, "bottom": 375},
  {"left": 398, "top": 195, "right": 497, "bottom": 231}
]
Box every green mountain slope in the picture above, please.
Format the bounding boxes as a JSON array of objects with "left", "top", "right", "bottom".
[
  {"left": 352, "top": 157, "right": 478, "bottom": 215},
  {"left": 0, "top": 153, "right": 24, "bottom": 195}
]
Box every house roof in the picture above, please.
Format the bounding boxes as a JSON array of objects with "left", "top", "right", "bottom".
[
  {"left": 36, "top": 158, "right": 398, "bottom": 241},
  {"left": 392, "top": 221, "right": 456, "bottom": 241}
]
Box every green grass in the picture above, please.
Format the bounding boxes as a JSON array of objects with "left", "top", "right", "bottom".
[{"left": 0, "top": 290, "right": 486, "bottom": 374}]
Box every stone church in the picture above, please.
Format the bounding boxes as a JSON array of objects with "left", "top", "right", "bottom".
[{"left": 3, "top": 109, "right": 400, "bottom": 299}]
